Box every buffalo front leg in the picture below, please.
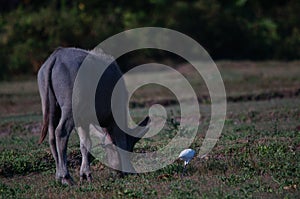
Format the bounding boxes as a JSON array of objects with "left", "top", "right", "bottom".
[
  {"left": 112, "top": 125, "right": 136, "bottom": 173},
  {"left": 55, "top": 109, "right": 74, "bottom": 185},
  {"left": 77, "top": 126, "right": 92, "bottom": 183}
]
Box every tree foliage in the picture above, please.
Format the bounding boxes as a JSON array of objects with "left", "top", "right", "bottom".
[{"left": 0, "top": 0, "right": 299, "bottom": 79}]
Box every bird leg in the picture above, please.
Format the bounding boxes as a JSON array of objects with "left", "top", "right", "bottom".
[
  {"left": 182, "top": 165, "right": 187, "bottom": 176},
  {"left": 181, "top": 162, "right": 188, "bottom": 177}
]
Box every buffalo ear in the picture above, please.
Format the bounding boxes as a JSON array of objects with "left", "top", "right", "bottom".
[
  {"left": 134, "top": 116, "right": 150, "bottom": 137},
  {"left": 139, "top": 116, "right": 150, "bottom": 127},
  {"left": 127, "top": 116, "right": 151, "bottom": 149}
]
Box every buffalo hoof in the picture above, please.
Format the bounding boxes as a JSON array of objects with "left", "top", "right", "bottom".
[
  {"left": 61, "top": 175, "right": 75, "bottom": 186},
  {"left": 80, "top": 173, "right": 93, "bottom": 184}
]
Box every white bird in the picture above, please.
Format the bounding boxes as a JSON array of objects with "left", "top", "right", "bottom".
[{"left": 178, "top": 148, "right": 196, "bottom": 174}]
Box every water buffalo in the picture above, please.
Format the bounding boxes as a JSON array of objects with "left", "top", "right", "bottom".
[{"left": 37, "top": 47, "right": 149, "bottom": 185}]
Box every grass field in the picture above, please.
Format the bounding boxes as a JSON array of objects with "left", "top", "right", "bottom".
[{"left": 0, "top": 61, "right": 299, "bottom": 198}]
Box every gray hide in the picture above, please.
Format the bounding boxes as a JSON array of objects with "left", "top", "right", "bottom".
[{"left": 37, "top": 47, "right": 149, "bottom": 185}]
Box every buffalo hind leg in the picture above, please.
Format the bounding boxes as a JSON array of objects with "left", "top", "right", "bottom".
[
  {"left": 55, "top": 108, "right": 74, "bottom": 185},
  {"left": 48, "top": 100, "right": 60, "bottom": 180}
]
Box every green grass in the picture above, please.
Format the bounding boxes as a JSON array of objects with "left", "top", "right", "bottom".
[{"left": 0, "top": 61, "right": 300, "bottom": 198}]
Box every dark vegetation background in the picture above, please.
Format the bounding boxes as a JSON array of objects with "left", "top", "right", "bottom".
[
  {"left": 0, "top": 0, "right": 299, "bottom": 80},
  {"left": 0, "top": 1, "right": 300, "bottom": 197}
]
